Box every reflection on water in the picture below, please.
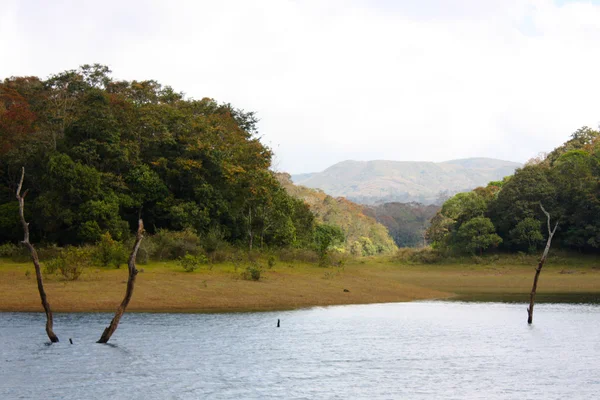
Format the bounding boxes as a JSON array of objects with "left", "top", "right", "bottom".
[
  {"left": 453, "top": 292, "right": 600, "bottom": 304},
  {"left": 1, "top": 302, "right": 600, "bottom": 399}
]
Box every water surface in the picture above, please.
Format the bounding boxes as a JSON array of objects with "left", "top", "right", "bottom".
[{"left": 1, "top": 302, "right": 599, "bottom": 399}]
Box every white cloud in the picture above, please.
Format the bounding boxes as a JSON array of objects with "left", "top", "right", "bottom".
[{"left": 1, "top": 0, "right": 599, "bottom": 172}]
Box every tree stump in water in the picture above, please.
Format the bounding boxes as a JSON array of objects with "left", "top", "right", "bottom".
[
  {"left": 97, "top": 219, "right": 144, "bottom": 343},
  {"left": 527, "top": 203, "right": 558, "bottom": 324},
  {"left": 16, "top": 168, "right": 59, "bottom": 343}
]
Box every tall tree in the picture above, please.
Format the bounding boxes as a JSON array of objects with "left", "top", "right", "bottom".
[{"left": 456, "top": 216, "right": 502, "bottom": 255}]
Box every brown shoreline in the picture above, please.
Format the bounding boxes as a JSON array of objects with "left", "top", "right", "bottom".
[{"left": 2, "top": 259, "right": 599, "bottom": 313}]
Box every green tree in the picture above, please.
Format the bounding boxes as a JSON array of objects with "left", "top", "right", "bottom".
[
  {"left": 509, "top": 217, "right": 544, "bottom": 253},
  {"left": 314, "top": 224, "right": 345, "bottom": 265},
  {"left": 488, "top": 164, "right": 557, "bottom": 244},
  {"left": 425, "top": 191, "right": 488, "bottom": 251},
  {"left": 456, "top": 217, "right": 502, "bottom": 255},
  {"left": 441, "top": 191, "right": 486, "bottom": 225},
  {"left": 426, "top": 212, "right": 455, "bottom": 249}
]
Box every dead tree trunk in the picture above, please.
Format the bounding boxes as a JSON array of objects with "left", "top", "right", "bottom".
[
  {"left": 16, "top": 168, "right": 59, "bottom": 343},
  {"left": 527, "top": 203, "right": 559, "bottom": 324},
  {"left": 97, "top": 219, "right": 144, "bottom": 343}
]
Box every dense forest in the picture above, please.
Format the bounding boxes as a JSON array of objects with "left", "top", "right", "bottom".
[
  {"left": 427, "top": 127, "right": 600, "bottom": 255},
  {"left": 0, "top": 65, "right": 316, "bottom": 250},
  {"left": 2, "top": 65, "right": 598, "bottom": 260}
]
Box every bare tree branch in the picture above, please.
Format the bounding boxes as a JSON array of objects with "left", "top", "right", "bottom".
[
  {"left": 527, "top": 202, "right": 559, "bottom": 324},
  {"left": 97, "top": 219, "right": 144, "bottom": 343},
  {"left": 16, "top": 167, "right": 59, "bottom": 342}
]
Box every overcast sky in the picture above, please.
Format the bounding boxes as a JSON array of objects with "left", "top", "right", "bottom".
[{"left": 1, "top": 0, "right": 599, "bottom": 173}]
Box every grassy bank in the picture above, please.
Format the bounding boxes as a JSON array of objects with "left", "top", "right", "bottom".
[{"left": 1, "top": 254, "right": 600, "bottom": 313}]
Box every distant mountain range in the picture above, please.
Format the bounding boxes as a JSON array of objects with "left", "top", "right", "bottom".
[{"left": 291, "top": 158, "right": 522, "bottom": 205}]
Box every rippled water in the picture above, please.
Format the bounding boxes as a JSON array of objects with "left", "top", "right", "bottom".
[{"left": 1, "top": 302, "right": 600, "bottom": 399}]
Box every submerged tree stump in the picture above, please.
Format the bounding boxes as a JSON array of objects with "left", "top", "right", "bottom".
[
  {"left": 527, "top": 203, "right": 558, "bottom": 324},
  {"left": 17, "top": 168, "right": 59, "bottom": 343},
  {"left": 97, "top": 219, "right": 144, "bottom": 343}
]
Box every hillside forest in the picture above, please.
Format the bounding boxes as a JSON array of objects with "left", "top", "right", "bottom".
[
  {"left": 2, "top": 65, "right": 599, "bottom": 263},
  {"left": 277, "top": 173, "right": 397, "bottom": 255},
  {"left": 427, "top": 126, "right": 600, "bottom": 255},
  {"left": 0, "top": 65, "right": 396, "bottom": 262}
]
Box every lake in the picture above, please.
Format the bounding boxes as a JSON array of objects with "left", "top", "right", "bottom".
[{"left": 1, "top": 301, "right": 599, "bottom": 399}]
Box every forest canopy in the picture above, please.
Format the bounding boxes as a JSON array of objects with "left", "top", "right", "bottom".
[
  {"left": 0, "top": 64, "right": 314, "bottom": 248},
  {"left": 427, "top": 126, "right": 600, "bottom": 254}
]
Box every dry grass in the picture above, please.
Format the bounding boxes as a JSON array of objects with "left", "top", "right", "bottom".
[
  {"left": 2, "top": 255, "right": 599, "bottom": 313},
  {"left": 0, "top": 259, "right": 447, "bottom": 313}
]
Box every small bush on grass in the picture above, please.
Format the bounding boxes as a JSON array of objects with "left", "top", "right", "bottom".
[
  {"left": 394, "top": 247, "right": 442, "bottom": 264},
  {"left": 0, "top": 243, "right": 18, "bottom": 257},
  {"left": 209, "top": 247, "right": 231, "bottom": 263},
  {"left": 328, "top": 251, "right": 348, "bottom": 268},
  {"left": 133, "top": 237, "right": 157, "bottom": 265},
  {"left": 178, "top": 253, "right": 208, "bottom": 272},
  {"left": 241, "top": 263, "right": 262, "bottom": 281},
  {"left": 152, "top": 228, "right": 202, "bottom": 260},
  {"left": 37, "top": 244, "right": 62, "bottom": 261},
  {"left": 1, "top": 243, "right": 29, "bottom": 262},
  {"left": 95, "top": 232, "right": 127, "bottom": 268},
  {"left": 44, "top": 246, "right": 93, "bottom": 281},
  {"left": 202, "top": 226, "right": 228, "bottom": 262},
  {"left": 43, "top": 257, "right": 60, "bottom": 276},
  {"left": 471, "top": 255, "right": 484, "bottom": 265}
]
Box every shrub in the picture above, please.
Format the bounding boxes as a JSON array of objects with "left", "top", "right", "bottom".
[
  {"left": 152, "top": 228, "right": 202, "bottom": 260},
  {"left": 328, "top": 251, "right": 349, "bottom": 268},
  {"left": 394, "top": 248, "right": 413, "bottom": 262},
  {"left": 267, "top": 255, "right": 276, "bottom": 269},
  {"left": 471, "top": 255, "right": 484, "bottom": 264},
  {"left": 0, "top": 242, "right": 29, "bottom": 261},
  {"left": 178, "top": 253, "right": 208, "bottom": 272},
  {"left": 318, "top": 254, "right": 331, "bottom": 267},
  {"left": 242, "top": 264, "right": 261, "bottom": 281},
  {"left": 0, "top": 243, "right": 18, "bottom": 257},
  {"left": 95, "top": 232, "right": 127, "bottom": 268},
  {"left": 276, "top": 248, "right": 295, "bottom": 262},
  {"left": 44, "top": 246, "right": 93, "bottom": 281},
  {"left": 394, "top": 247, "right": 441, "bottom": 264},
  {"left": 209, "top": 247, "right": 231, "bottom": 263},
  {"left": 410, "top": 248, "right": 442, "bottom": 264},
  {"left": 133, "top": 237, "right": 157, "bottom": 265},
  {"left": 295, "top": 249, "right": 319, "bottom": 263},
  {"left": 43, "top": 257, "right": 61, "bottom": 276},
  {"left": 37, "top": 244, "right": 62, "bottom": 261},
  {"left": 202, "top": 226, "right": 226, "bottom": 254}
]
